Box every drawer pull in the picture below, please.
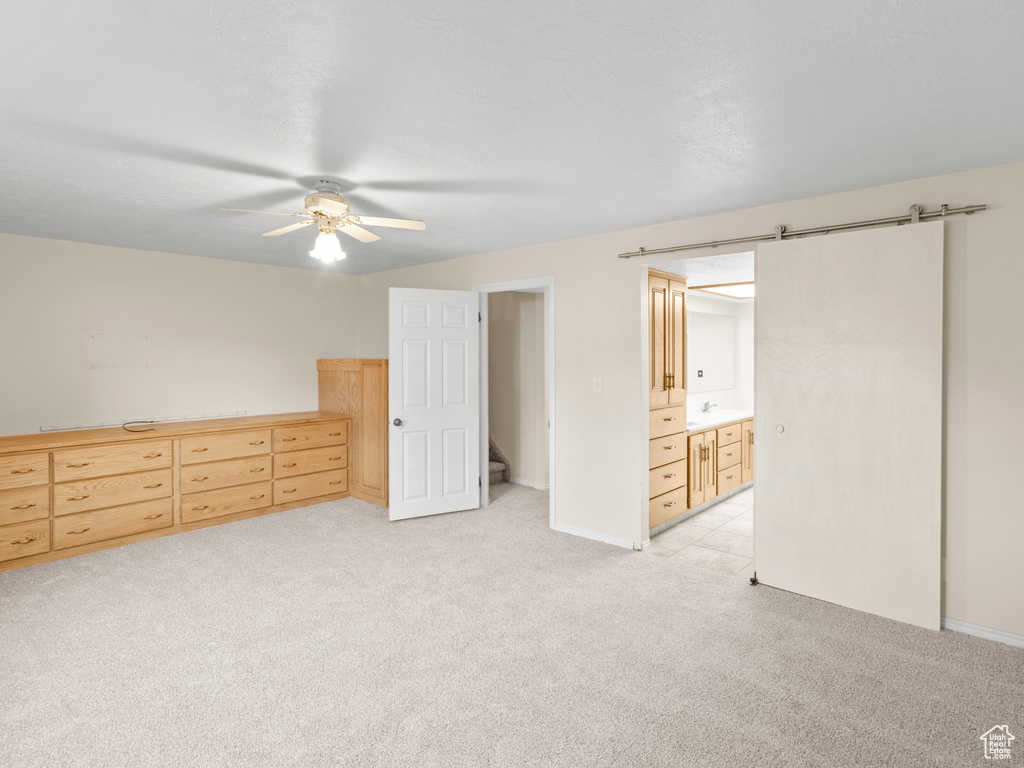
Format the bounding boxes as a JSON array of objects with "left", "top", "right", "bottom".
[
  {"left": 143, "top": 483, "right": 163, "bottom": 489},
  {"left": 66, "top": 462, "right": 90, "bottom": 468},
  {"left": 726, "top": 452, "right": 734, "bottom": 457},
  {"left": 329, "top": 456, "right": 343, "bottom": 461},
  {"left": 191, "top": 448, "right": 208, "bottom": 453},
  {"left": 281, "top": 488, "right": 297, "bottom": 494},
  {"left": 662, "top": 473, "right": 675, "bottom": 479},
  {"left": 663, "top": 445, "right": 676, "bottom": 450},
  {"left": 249, "top": 468, "right": 265, "bottom": 473},
  {"left": 249, "top": 440, "right": 265, "bottom": 445},
  {"left": 191, "top": 476, "right": 209, "bottom": 482},
  {"left": 143, "top": 453, "right": 163, "bottom": 458},
  {"left": 10, "top": 468, "right": 35, "bottom": 474},
  {"left": 250, "top": 494, "right": 265, "bottom": 500},
  {"left": 143, "top": 514, "right": 163, "bottom": 520},
  {"left": 726, "top": 475, "right": 735, "bottom": 480},
  {"left": 662, "top": 417, "right": 676, "bottom": 422},
  {"left": 663, "top": 501, "right": 677, "bottom": 508},
  {"left": 10, "top": 535, "right": 38, "bottom": 545},
  {"left": 282, "top": 437, "right": 298, "bottom": 442},
  {"left": 10, "top": 503, "right": 36, "bottom": 510},
  {"left": 283, "top": 463, "right": 297, "bottom": 468},
  {"left": 67, "top": 528, "right": 91, "bottom": 535},
  {"left": 67, "top": 495, "right": 89, "bottom": 501},
  {"left": 329, "top": 481, "right": 343, "bottom": 486},
  {"left": 192, "top": 505, "right": 209, "bottom": 511}
]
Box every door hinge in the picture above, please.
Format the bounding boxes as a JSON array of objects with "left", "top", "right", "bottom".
[
  {"left": 478, "top": 476, "right": 482, "bottom": 487},
  {"left": 478, "top": 311, "right": 482, "bottom": 322}
]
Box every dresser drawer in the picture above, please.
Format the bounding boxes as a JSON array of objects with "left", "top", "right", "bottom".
[
  {"left": 0, "top": 452, "right": 49, "bottom": 491},
  {"left": 649, "top": 486, "right": 687, "bottom": 528},
  {"left": 274, "top": 469, "right": 348, "bottom": 504},
  {"left": 274, "top": 445, "right": 349, "bottom": 479},
  {"left": 180, "top": 430, "right": 271, "bottom": 465},
  {"left": 274, "top": 421, "right": 349, "bottom": 452},
  {"left": 717, "top": 465, "right": 742, "bottom": 495},
  {"left": 649, "top": 433, "right": 687, "bottom": 469},
  {"left": 53, "top": 498, "right": 172, "bottom": 550},
  {"left": 180, "top": 455, "right": 272, "bottom": 494},
  {"left": 54, "top": 469, "right": 172, "bottom": 515},
  {"left": 717, "top": 442, "right": 741, "bottom": 471},
  {"left": 181, "top": 482, "right": 273, "bottom": 524},
  {"left": 649, "top": 405, "right": 687, "bottom": 440},
  {"left": 649, "top": 458, "right": 687, "bottom": 499},
  {"left": 53, "top": 440, "right": 171, "bottom": 482},
  {"left": 0, "top": 486, "right": 50, "bottom": 526},
  {"left": 0, "top": 519, "right": 51, "bottom": 563},
  {"left": 716, "top": 423, "right": 742, "bottom": 447}
]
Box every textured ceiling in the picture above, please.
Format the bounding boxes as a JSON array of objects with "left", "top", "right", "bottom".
[
  {"left": 1, "top": 1, "right": 1022, "bottom": 275},
  {"left": 656, "top": 252, "right": 755, "bottom": 287}
]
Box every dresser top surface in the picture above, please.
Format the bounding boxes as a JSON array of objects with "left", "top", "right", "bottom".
[{"left": 0, "top": 411, "right": 352, "bottom": 454}]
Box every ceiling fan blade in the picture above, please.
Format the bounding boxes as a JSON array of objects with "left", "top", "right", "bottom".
[
  {"left": 354, "top": 216, "right": 426, "bottom": 231},
  {"left": 261, "top": 219, "right": 316, "bottom": 237},
  {"left": 220, "top": 208, "right": 307, "bottom": 217},
  {"left": 337, "top": 223, "right": 381, "bottom": 243}
]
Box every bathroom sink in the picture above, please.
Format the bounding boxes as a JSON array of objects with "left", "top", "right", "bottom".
[{"left": 686, "top": 410, "right": 753, "bottom": 430}]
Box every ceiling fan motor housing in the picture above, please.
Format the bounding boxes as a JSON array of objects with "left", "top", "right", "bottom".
[{"left": 305, "top": 192, "right": 350, "bottom": 217}]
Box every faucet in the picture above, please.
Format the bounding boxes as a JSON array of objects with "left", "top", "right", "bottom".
[{"left": 701, "top": 401, "right": 717, "bottom": 413}]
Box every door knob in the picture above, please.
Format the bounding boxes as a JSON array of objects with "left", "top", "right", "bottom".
[{"left": 393, "top": 418, "right": 403, "bottom": 427}]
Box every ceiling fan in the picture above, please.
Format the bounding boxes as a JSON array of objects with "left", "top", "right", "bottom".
[{"left": 221, "top": 180, "right": 426, "bottom": 263}]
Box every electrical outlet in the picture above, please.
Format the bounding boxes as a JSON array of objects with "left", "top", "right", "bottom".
[{"left": 592, "top": 376, "right": 603, "bottom": 393}]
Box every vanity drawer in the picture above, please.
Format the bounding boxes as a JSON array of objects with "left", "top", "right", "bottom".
[
  {"left": 53, "top": 440, "right": 171, "bottom": 482},
  {"left": 718, "top": 466, "right": 742, "bottom": 495},
  {"left": 180, "top": 430, "right": 271, "bottom": 465},
  {"left": 649, "top": 434, "right": 687, "bottom": 469},
  {"left": 54, "top": 469, "right": 172, "bottom": 516},
  {"left": 717, "top": 423, "right": 742, "bottom": 447},
  {"left": 53, "top": 498, "right": 171, "bottom": 550},
  {"left": 649, "top": 486, "right": 687, "bottom": 528},
  {"left": 273, "top": 421, "right": 349, "bottom": 452},
  {"left": 649, "top": 458, "right": 687, "bottom": 499},
  {"left": 717, "top": 443, "right": 741, "bottom": 471},
  {"left": 0, "top": 452, "right": 49, "bottom": 491},
  {"left": 649, "top": 405, "right": 687, "bottom": 440},
  {"left": 0, "top": 486, "right": 50, "bottom": 526},
  {"left": 274, "top": 469, "right": 348, "bottom": 504},
  {"left": 181, "top": 455, "right": 272, "bottom": 493},
  {"left": 181, "top": 482, "right": 273, "bottom": 524},
  {"left": 0, "top": 520, "right": 51, "bottom": 563},
  {"left": 274, "top": 445, "right": 349, "bottom": 479}
]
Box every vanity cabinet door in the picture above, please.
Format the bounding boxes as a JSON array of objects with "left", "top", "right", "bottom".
[
  {"left": 649, "top": 275, "right": 669, "bottom": 407},
  {"left": 704, "top": 430, "right": 718, "bottom": 501},
  {"left": 741, "top": 420, "right": 754, "bottom": 483},
  {"left": 668, "top": 279, "right": 687, "bottom": 406},
  {"left": 688, "top": 433, "right": 705, "bottom": 508}
]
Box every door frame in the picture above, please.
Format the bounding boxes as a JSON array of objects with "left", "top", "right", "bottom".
[{"left": 472, "top": 276, "right": 556, "bottom": 530}]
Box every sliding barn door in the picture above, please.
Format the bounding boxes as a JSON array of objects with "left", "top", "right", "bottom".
[
  {"left": 755, "top": 222, "right": 943, "bottom": 630},
  {"left": 388, "top": 287, "right": 481, "bottom": 521}
]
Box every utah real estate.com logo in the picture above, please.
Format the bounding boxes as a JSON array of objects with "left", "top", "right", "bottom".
[{"left": 980, "top": 725, "right": 1014, "bottom": 760}]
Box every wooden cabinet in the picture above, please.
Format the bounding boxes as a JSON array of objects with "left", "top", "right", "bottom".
[
  {"left": 648, "top": 271, "right": 687, "bottom": 408},
  {"left": 688, "top": 431, "right": 719, "bottom": 507},
  {"left": 0, "top": 412, "right": 352, "bottom": 573},
  {"left": 317, "top": 359, "right": 388, "bottom": 507},
  {"left": 741, "top": 419, "right": 754, "bottom": 483}
]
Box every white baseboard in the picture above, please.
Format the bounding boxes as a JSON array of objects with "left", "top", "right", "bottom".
[
  {"left": 509, "top": 478, "right": 550, "bottom": 491},
  {"left": 941, "top": 617, "right": 1024, "bottom": 649},
  {"left": 551, "top": 522, "right": 634, "bottom": 550}
]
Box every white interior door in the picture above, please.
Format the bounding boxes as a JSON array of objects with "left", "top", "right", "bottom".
[
  {"left": 388, "top": 287, "right": 481, "bottom": 521},
  {"left": 755, "top": 221, "right": 943, "bottom": 630}
]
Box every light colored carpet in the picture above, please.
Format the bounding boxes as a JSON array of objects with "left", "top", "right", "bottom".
[{"left": 1, "top": 484, "right": 1021, "bottom": 767}]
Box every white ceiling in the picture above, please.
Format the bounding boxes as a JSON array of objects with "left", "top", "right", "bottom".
[
  {"left": 1, "top": 1, "right": 1022, "bottom": 275},
  {"left": 655, "top": 252, "right": 755, "bottom": 287}
]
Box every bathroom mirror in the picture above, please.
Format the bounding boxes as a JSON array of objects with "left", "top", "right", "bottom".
[{"left": 687, "top": 311, "right": 736, "bottom": 393}]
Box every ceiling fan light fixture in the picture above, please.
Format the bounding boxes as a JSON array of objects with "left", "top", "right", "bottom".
[{"left": 309, "top": 230, "right": 345, "bottom": 263}]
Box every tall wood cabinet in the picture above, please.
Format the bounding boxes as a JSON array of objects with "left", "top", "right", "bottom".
[
  {"left": 648, "top": 269, "right": 688, "bottom": 527},
  {"left": 317, "top": 359, "right": 389, "bottom": 507}
]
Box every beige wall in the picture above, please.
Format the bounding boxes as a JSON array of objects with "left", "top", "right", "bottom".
[
  {"left": 488, "top": 291, "right": 548, "bottom": 487},
  {"left": 0, "top": 234, "right": 362, "bottom": 436},
  {"left": 351, "top": 161, "right": 1024, "bottom": 637}
]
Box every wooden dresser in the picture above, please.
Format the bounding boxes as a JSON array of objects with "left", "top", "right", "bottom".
[{"left": 0, "top": 412, "right": 351, "bottom": 573}]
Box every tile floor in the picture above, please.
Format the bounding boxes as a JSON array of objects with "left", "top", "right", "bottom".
[{"left": 649, "top": 487, "right": 754, "bottom": 578}]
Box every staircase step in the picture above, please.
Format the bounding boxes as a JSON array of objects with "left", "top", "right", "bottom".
[{"left": 488, "top": 461, "right": 504, "bottom": 473}]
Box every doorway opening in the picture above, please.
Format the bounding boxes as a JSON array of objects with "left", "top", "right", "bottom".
[
  {"left": 644, "top": 253, "right": 755, "bottom": 578},
  {"left": 475, "top": 277, "right": 556, "bottom": 529}
]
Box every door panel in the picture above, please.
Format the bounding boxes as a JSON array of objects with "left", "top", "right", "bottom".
[
  {"left": 668, "top": 279, "right": 687, "bottom": 406},
  {"left": 755, "top": 222, "right": 943, "bottom": 630},
  {"left": 389, "top": 288, "right": 480, "bottom": 520},
  {"left": 649, "top": 276, "right": 669, "bottom": 407}
]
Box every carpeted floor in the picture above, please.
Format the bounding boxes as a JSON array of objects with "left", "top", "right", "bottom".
[{"left": 1, "top": 484, "right": 1020, "bottom": 767}]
